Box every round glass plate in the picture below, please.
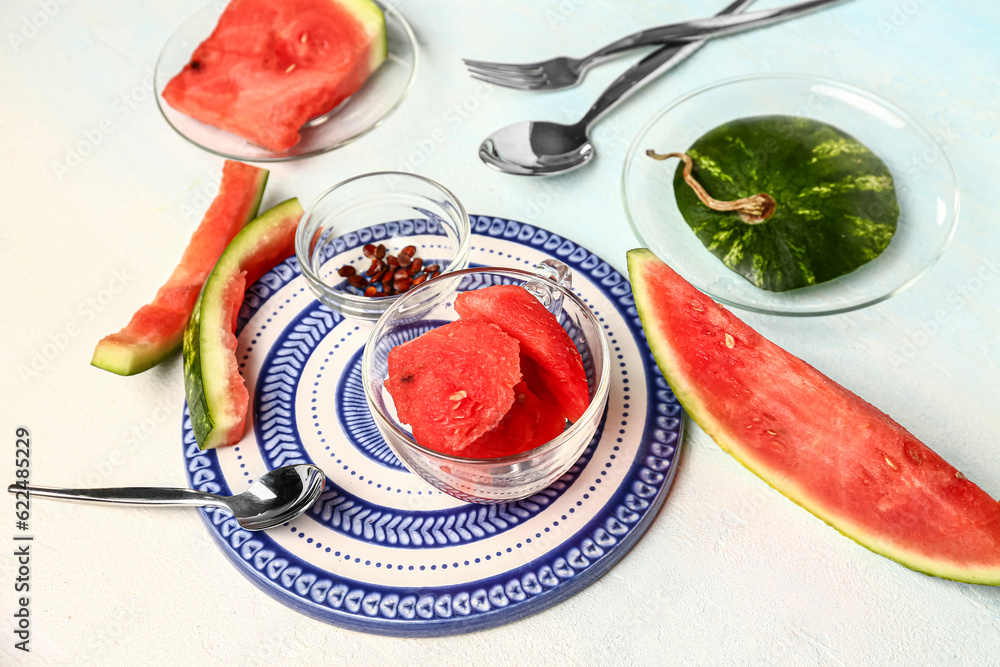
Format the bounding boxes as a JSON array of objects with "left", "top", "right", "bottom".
[
  {"left": 181, "top": 216, "right": 684, "bottom": 636},
  {"left": 622, "top": 73, "right": 960, "bottom": 316},
  {"left": 154, "top": 1, "right": 418, "bottom": 162}
]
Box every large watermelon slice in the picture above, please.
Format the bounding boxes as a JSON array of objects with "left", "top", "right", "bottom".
[
  {"left": 627, "top": 248, "right": 1000, "bottom": 585},
  {"left": 455, "top": 285, "right": 590, "bottom": 422},
  {"left": 184, "top": 198, "right": 303, "bottom": 450},
  {"left": 385, "top": 319, "right": 521, "bottom": 455},
  {"left": 91, "top": 160, "right": 268, "bottom": 376},
  {"left": 162, "top": 0, "right": 387, "bottom": 152}
]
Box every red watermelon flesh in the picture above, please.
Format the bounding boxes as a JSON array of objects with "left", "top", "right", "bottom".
[
  {"left": 518, "top": 354, "right": 569, "bottom": 441},
  {"left": 162, "top": 0, "right": 387, "bottom": 152},
  {"left": 184, "top": 198, "right": 304, "bottom": 450},
  {"left": 91, "top": 160, "right": 268, "bottom": 376},
  {"left": 385, "top": 319, "right": 521, "bottom": 455},
  {"left": 455, "top": 285, "right": 590, "bottom": 422},
  {"left": 460, "top": 382, "right": 542, "bottom": 459},
  {"left": 627, "top": 248, "right": 1000, "bottom": 585}
]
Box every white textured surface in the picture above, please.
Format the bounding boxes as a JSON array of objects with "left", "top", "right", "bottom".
[{"left": 2, "top": 0, "right": 999, "bottom": 664}]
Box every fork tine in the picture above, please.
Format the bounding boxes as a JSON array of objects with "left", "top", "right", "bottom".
[
  {"left": 468, "top": 72, "right": 544, "bottom": 91},
  {"left": 462, "top": 59, "right": 545, "bottom": 75},
  {"left": 464, "top": 64, "right": 546, "bottom": 83}
]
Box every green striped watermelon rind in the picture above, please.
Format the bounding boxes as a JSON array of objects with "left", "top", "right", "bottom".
[
  {"left": 673, "top": 115, "right": 900, "bottom": 293},
  {"left": 627, "top": 248, "right": 1000, "bottom": 585},
  {"left": 184, "top": 198, "right": 304, "bottom": 450},
  {"left": 91, "top": 162, "right": 268, "bottom": 375}
]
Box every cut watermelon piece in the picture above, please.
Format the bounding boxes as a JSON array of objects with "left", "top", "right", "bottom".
[
  {"left": 460, "top": 382, "right": 542, "bottom": 459},
  {"left": 455, "top": 285, "right": 589, "bottom": 422},
  {"left": 385, "top": 319, "right": 521, "bottom": 455},
  {"left": 518, "top": 354, "right": 568, "bottom": 440},
  {"left": 461, "top": 369, "right": 568, "bottom": 460},
  {"left": 91, "top": 160, "right": 268, "bottom": 376},
  {"left": 184, "top": 198, "right": 303, "bottom": 450},
  {"left": 162, "top": 0, "right": 387, "bottom": 152},
  {"left": 627, "top": 248, "right": 1000, "bottom": 585}
]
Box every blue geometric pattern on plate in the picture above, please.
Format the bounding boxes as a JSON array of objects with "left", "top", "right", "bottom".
[
  {"left": 253, "top": 302, "right": 601, "bottom": 547},
  {"left": 182, "top": 215, "right": 685, "bottom": 636}
]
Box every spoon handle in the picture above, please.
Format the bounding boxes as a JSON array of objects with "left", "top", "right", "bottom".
[
  {"left": 8, "top": 483, "right": 229, "bottom": 509},
  {"left": 591, "top": 0, "right": 842, "bottom": 54},
  {"left": 577, "top": 0, "right": 755, "bottom": 131}
]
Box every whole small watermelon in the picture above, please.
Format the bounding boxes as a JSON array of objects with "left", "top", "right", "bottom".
[{"left": 672, "top": 115, "right": 900, "bottom": 292}]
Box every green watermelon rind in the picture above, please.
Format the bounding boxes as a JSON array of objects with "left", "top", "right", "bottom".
[
  {"left": 91, "top": 164, "right": 268, "bottom": 376},
  {"left": 341, "top": 0, "right": 388, "bottom": 70},
  {"left": 627, "top": 248, "right": 1000, "bottom": 586},
  {"left": 184, "top": 198, "right": 304, "bottom": 450},
  {"left": 673, "top": 115, "right": 900, "bottom": 293}
]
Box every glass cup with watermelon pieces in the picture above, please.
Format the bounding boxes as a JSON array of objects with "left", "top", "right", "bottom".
[
  {"left": 361, "top": 263, "right": 611, "bottom": 504},
  {"left": 296, "top": 171, "right": 471, "bottom": 321}
]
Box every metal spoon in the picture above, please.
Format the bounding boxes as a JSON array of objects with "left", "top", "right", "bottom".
[
  {"left": 476, "top": 16, "right": 734, "bottom": 177},
  {"left": 478, "top": 0, "right": 843, "bottom": 176},
  {"left": 7, "top": 463, "right": 325, "bottom": 531}
]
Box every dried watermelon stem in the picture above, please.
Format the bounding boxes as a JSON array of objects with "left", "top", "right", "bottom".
[{"left": 646, "top": 150, "right": 776, "bottom": 224}]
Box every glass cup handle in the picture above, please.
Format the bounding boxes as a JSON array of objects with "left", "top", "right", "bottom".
[{"left": 525, "top": 258, "right": 572, "bottom": 314}]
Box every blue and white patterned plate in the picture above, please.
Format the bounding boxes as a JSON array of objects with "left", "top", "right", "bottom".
[{"left": 182, "top": 216, "right": 684, "bottom": 636}]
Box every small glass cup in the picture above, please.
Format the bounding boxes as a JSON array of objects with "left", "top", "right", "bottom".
[
  {"left": 295, "top": 171, "right": 471, "bottom": 321},
  {"left": 361, "top": 262, "right": 611, "bottom": 504}
]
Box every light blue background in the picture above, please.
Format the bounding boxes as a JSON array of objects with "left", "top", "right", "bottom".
[{"left": 2, "top": 0, "right": 998, "bottom": 663}]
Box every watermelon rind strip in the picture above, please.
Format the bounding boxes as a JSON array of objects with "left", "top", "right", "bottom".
[
  {"left": 91, "top": 163, "right": 268, "bottom": 375},
  {"left": 184, "top": 198, "right": 304, "bottom": 450}
]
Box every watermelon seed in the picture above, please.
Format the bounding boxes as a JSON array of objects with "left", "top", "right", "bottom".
[
  {"left": 885, "top": 457, "right": 897, "bottom": 470},
  {"left": 301, "top": 33, "right": 308, "bottom": 43},
  {"left": 725, "top": 333, "right": 735, "bottom": 349},
  {"left": 956, "top": 471, "right": 967, "bottom": 479},
  {"left": 285, "top": 64, "right": 296, "bottom": 73},
  {"left": 450, "top": 391, "right": 467, "bottom": 401}
]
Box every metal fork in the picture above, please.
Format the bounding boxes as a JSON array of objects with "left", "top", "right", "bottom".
[{"left": 464, "top": 0, "right": 842, "bottom": 91}]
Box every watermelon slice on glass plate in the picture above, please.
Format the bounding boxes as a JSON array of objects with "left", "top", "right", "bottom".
[{"left": 162, "top": 0, "right": 388, "bottom": 152}]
